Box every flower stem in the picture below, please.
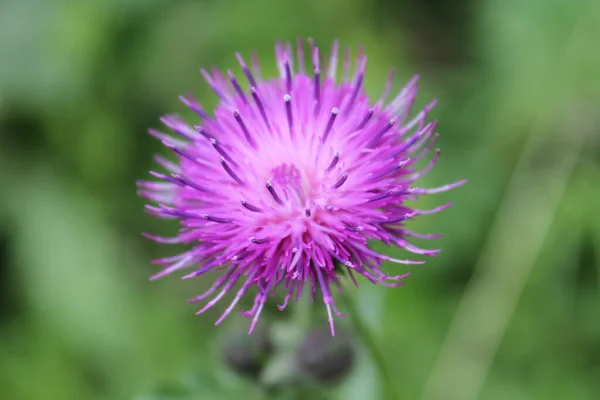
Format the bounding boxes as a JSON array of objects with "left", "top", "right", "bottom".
[{"left": 340, "top": 290, "right": 398, "bottom": 400}]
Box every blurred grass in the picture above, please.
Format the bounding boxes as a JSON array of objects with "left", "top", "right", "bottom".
[{"left": 1, "top": 0, "right": 599, "bottom": 399}]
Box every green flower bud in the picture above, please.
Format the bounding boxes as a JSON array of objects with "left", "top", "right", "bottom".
[
  {"left": 296, "top": 326, "right": 355, "bottom": 385},
  {"left": 220, "top": 324, "right": 272, "bottom": 379}
]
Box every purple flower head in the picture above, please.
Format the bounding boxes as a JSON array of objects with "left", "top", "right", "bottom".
[{"left": 138, "top": 39, "right": 466, "bottom": 336}]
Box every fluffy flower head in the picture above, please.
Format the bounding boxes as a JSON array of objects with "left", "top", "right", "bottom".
[{"left": 139, "top": 39, "right": 465, "bottom": 335}]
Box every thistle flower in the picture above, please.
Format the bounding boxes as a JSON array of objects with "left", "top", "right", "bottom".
[{"left": 138, "top": 39, "right": 466, "bottom": 335}]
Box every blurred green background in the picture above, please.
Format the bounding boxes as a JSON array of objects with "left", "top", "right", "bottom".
[{"left": 1, "top": 0, "right": 599, "bottom": 399}]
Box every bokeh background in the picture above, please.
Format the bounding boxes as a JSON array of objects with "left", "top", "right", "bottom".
[{"left": 1, "top": 0, "right": 599, "bottom": 399}]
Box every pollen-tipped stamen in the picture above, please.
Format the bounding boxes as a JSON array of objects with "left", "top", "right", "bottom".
[
  {"left": 313, "top": 47, "right": 321, "bottom": 115},
  {"left": 220, "top": 157, "right": 245, "bottom": 185},
  {"left": 227, "top": 70, "right": 248, "bottom": 105},
  {"left": 344, "top": 56, "right": 366, "bottom": 115},
  {"left": 233, "top": 110, "right": 257, "bottom": 148},
  {"left": 241, "top": 200, "right": 263, "bottom": 212},
  {"left": 235, "top": 53, "right": 257, "bottom": 87},
  {"left": 203, "top": 214, "right": 233, "bottom": 223},
  {"left": 332, "top": 173, "right": 348, "bottom": 189},
  {"left": 210, "top": 138, "right": 236, "bottom": 165},
  {"left": 326, "top": 152, "right": 340, "bottom": 172},
  {"left": 283, "top": 56, "right": 293, "bottom": 93},
  {"left": 284, "top": 94, "right": 294, "bottom": 138},
  {"left": 250, "top": 87, "right": 271, "bottom": 132},
  {"left": 356, "top": 108, "right": 374, "bottom": 131},
  {"left": 366, "top": 118, "right": 396, "bottom": 148},
  {"left": 322, "top": 107, "right": 339, "bottom": 142},
  {"left": 266, "top": 181, "right": 283, "bottom": 204}
]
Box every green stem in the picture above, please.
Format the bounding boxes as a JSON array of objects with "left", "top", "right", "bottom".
[{"left": 341, "top": 290, "right": 398, "bottom": 400}]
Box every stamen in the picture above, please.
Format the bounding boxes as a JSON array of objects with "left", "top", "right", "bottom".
[
  {"left": 248, "top": 302, "right": 265, "bottom": 334},
  {"left": 277, "top": 280, "right": 296, "bottom": 311},
  {"left": 266, "top": 181, "right": 283, "bottom": 204},
  {"left": 179, "top": 94, "right": 211, "bottom": 120},
  {"left": 250, "top": 87, "right": 271, "bottom": 132},
  {"left": 356, "top": 108, "right": 374, "bottom": 130},
  {"left": 163, "top": 142, "right": 200, "bottom": 165},
  {"left": 153, "top": 205, "right": 202, "bottom": 220},
  {"left": 285, "top": 42, "right": 294, "bottom": 70},
  {"left": 326, "top": 152, "right": 340, "bottom": 172},
  {"left": 148, "top": 171, "right": 179, "bottom": 185},
  {"left": 322, "top": 107, "right": 339, "bottom": 142},
  {"left": 409, "top": 135, "right": 439, "bottom": 166},
  {"left": 394, "top": 239, "right": 440, "bottom": 257},
  {"left": 148, "top": 129, "right": 186, "bottom": 147},
  {"left": 344, "top": 223, "right": 363, "bottom": 232},
  {"left": 406, "top": 149, "right": 440, "bottom": 181},
  {"left": 149, "top": 255, "right": 193, "bottom": 281},
  {"left": 160, "top": 116, "right": 198, "bottom": 141},
  {"left": 210, "top": 138, "right": 236, "bottom": 165},
  {"left": 387, "top": 75, "right": 419, "bottom": 114},
  {"left": 200, "top": 69, "right": 227, "bottom": 100},
  {"left": 231, "top": 251, "right": 248, "bottom": 261},
  {"left": 275, "top": 41, "right": 285, "bottom": 76},
  {"left": 220, "top": 157, "right": 245, "bottom": 185},
  {"left": 332, "top": 173, "right": 348, "bottom": 189},
  {"left": 250, "top": 236, "right": 270, "bottom": 244},
  {"left": 233, "top": 110, "right": 257, "bottom": 148},
  {"left": 396, "top": 121, "right": 437, "bottom": 155},
  {"left": 171, "top": 173, "right": 213, "bottom": 193},
  {"left": 194, "top": 126, "right": 212, "bottom": 140},
  {"left": 241, "top": 200, "right": 262, "bottom": 212},
  {"left": 344, "top": 56, "right": 366, "bottom": 115},
  {"left": 404, "top": 99, "right": 437, "bottom": 132},
  {"left": 227, "top": 70, "right": 248, "bottom": 104},
  {"left": 203, "top": 214, "right": 233, "bottom": 223},
  {"left": 183, "top": 261, "right": 225, "bottom": 281},
  {"left": 214, "top": 271, "right": 257, "bottom": 325},
  {"left": 284, "top": 94, "right": 294, "bottom": 137},
  {"left": 235, "top": 53, "right": 257, "bottom": 87},
  {"left": 313, "top": 47, "right": 321, "bottom": 114},
  {"left": 283, "top": 56, "right": 292, "bottom": 93},
  {"left": 411, "top": 180, "right": 467, "bottom": 195},
  {"left": 142, "top": 233, "right": 183, "bottom": 244},
  {"left": 366, "top": 190, "right": 392, "bottom": 203},
  {"left": 366, "top": 118, "right": 396, "bottom": 148},
  {"left": 195, "top": 289, "right": 229, "bottom": 315},
  {"left": 376, "top": 213, "right": 415, "bottom": 224},
  {"left": 315, "top": 267, "right": 345, "bottom": 336}
]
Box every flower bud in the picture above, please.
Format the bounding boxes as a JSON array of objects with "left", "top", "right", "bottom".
[
  {"left": 220, "top": 324, "right": 272, "bottom": 379},
  {"left": 295, "top": 326, "right": 355, "bottom": 385}
]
